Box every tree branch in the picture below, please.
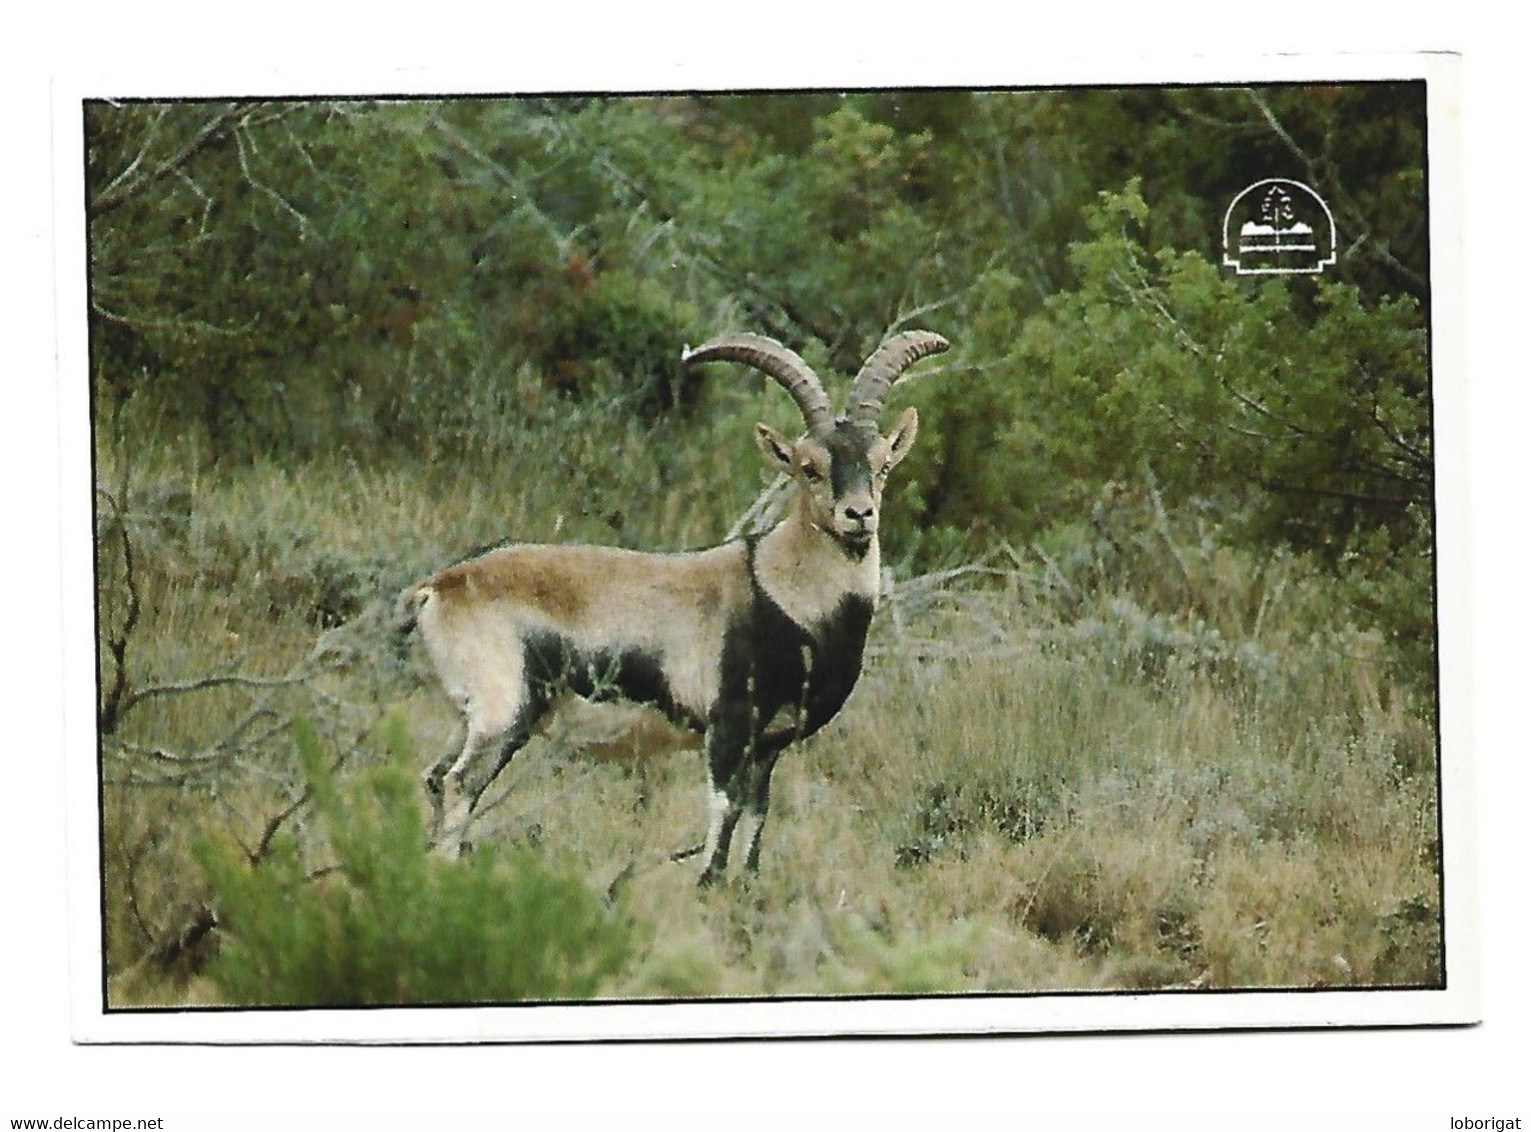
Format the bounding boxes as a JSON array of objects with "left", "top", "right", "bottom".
[
  {"left": 233, "top": 118, "right": 313, "bottom": 238},
  {"left": 119, "top": 670, "right": 312, "bottom": 717},
  {"left": 90, "top": 104, "right": 246, "bottom": 220},
  {"left": 1243, "top": 89, "right": 1427, "bottom": 294},
  {"left": 96, "top": 486, "right": 140, "bottom": 735}
]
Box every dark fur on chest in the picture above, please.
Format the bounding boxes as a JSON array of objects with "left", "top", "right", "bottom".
[{"left": 720, "top": 580, "right": 875, "bottom": 753}]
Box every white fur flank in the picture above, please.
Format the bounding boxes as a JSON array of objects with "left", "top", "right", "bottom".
[{"left": 416, "top": 587, "right": 530, "bottom": 742}]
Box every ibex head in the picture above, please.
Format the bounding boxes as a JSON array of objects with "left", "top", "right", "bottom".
[{"left": 682, "top": 331, "right": 949, "bottom": 558}]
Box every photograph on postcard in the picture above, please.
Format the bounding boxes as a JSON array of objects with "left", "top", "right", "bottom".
[{"left": 74, "top": 70, "right": 1464, "bottom": 1036}]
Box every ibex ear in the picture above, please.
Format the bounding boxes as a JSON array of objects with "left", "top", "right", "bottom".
[
  {"left": 755, "top": 423, "right": 796, "bottom": 474},
  {"left": 884, "top": 407, "right": 919, "bottom": 469}
]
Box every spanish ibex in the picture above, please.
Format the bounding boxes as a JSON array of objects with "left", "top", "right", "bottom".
[{"left": 399, "top": 330, "right": 948, "bottom": 884}]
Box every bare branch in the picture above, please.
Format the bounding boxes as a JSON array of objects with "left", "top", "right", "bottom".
[
  {"left": 1243, "top": 89, "right": 1427, "bottom": 294},
  {"left": 89, "top": 298, "right": 256, "bottom": 338},
  {"left": 96, "top": 485, "right": 140, "bottom": 736},
  {"left": 1362, "top": 365, "right": 1431, "bottom": 471},
  {"left": 726, "top": 474, "right": 791, "bottom": 540},
  {"left": 90, "top": 104, "right": 246, "bottom": 219},
  {"left": 1167, "top": 93, "right": 1267, "bottom": 134},
  {"left": 233, "top": 118, "right": 313, "bottom": 238},
  {"left": 171, "top": 168, "right": 216, "bottom": 241},
  {"left": 889, "top": 291, "right": 963, "bottom": 335},
  {"left": 1244, "top": 89, "right": 1312, "bottom": 172},
  {"left": 93, "top": 105, "right": 172, "bottom": 206},
  {"left": 119, "top": 825, "right": 160, "bottom": 948},
  {"left": 1111, "top": 266, "right": 1205, "bottom": 360},
  {"left": 249, "top": 787, "right": 312, "bottom": 865},
  {"left": 428, "top": 115, "right": 568, "bottom": 247},
  {"left": 119, "top": 670, "right": 312, "bottom": 717},
  {"left": 1218, "top": 381, "right": 1312, "bottom": 440}
]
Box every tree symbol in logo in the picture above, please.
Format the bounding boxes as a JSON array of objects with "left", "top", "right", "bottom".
[{"left": 1261, "top": 186, "right": 1296, "bottom": 246}]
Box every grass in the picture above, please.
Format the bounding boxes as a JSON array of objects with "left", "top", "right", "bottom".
[{"left": 95, "top": 409, "right": 1443, "bottom": 1006}]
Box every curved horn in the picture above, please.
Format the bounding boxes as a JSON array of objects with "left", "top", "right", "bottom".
[
  {"left": 682, "top": 333, "right": 834, "bottom": 432},
  {"left": 844, "top": 331, "right": 950, "bottom": 424}
]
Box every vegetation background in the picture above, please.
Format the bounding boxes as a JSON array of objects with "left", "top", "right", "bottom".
[{"left": 87, "top": 85, "right": 1442, "bottom": 1006}]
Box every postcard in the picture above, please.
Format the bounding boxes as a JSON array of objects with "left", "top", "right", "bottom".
[{"left": 57, "top": 51, "right": 1472, "bottom": 1042}]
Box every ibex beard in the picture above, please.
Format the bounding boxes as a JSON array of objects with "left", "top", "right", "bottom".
[{"left": 398, "top": 331, "right": 947, "bottom": 886}]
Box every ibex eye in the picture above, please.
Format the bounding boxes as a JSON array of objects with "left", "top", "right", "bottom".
[{"left": 800, "top": 464, "right": 823, "bottom": 482}]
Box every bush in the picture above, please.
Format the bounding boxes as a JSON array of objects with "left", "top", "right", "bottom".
[{"left": 196, "top": 716, "right": 634, "bottom": 1006}]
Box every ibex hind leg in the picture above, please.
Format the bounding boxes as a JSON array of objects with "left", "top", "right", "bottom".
[
  {"left": 422, "top": 750, "right": 454, "bottom": 845},
  {"left": 434, "top": 723, "right": 539, "bottom": 858},
  {"left": 432, "top": 679, "right": 545, "bottom": 858},
  {"left": 421, "top": 712, "right": 474, "bottom": 843}
]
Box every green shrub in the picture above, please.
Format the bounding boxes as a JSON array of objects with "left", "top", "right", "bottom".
[
  {"left": 196, "top": 716, "right": 634, "bottom": 1006},
  {"left": 818, "top": 916, "right": 987, "bottom": 996}
]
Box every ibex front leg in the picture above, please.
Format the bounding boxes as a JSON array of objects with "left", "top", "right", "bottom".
[
  {"left": 738, "top": 749, "right": 784, "bottom": 875},
  {"left": 697, "top": 704, "right": 750, "bottom": 887}
]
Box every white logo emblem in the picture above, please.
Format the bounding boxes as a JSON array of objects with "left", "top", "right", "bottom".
[{"left": 1222, "top": 178, "right": 1337, "bottom": 276}]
